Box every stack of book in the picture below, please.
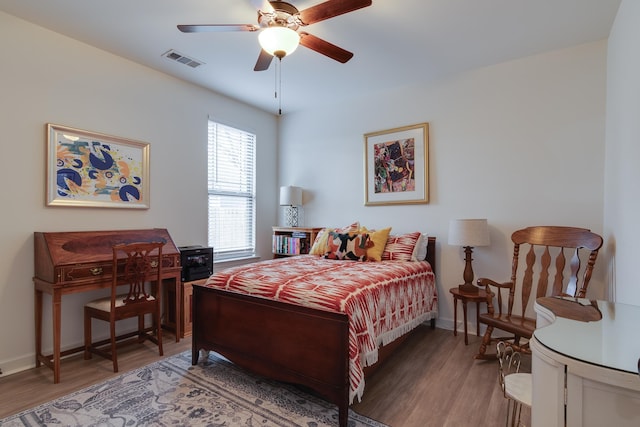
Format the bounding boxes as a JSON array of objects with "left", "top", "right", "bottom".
[{"left": 272, "top": 231, "right": 309, "bottom": 255}]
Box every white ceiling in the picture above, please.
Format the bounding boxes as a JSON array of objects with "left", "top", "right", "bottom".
[{"left": 0, "top": 0, "right": 621, "bottom": 115}]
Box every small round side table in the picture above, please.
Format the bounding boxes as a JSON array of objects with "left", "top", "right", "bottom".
[{"left": 449, "top": 287, "right": 488, "bottom": 345}]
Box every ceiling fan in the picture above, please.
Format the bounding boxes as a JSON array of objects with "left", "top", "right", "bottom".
[{"left": 177, "top": 0, "right": 372, "bottom": 71}]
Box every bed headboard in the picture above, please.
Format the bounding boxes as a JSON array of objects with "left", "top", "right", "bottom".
[{"left": 425, "top": 236, "right": 436, "bottom": 275}]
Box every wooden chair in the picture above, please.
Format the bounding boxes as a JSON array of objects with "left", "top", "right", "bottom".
[
  {"left": 84, "top": 241, "right": 164, "bottom": 372},
  {"left": 475, "top": 226, "right": 603, "bottom": 359}
]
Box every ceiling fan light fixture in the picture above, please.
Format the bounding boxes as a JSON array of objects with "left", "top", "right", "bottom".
[{"left": 258, "top": 26, "right": 300, "bottom": 58}]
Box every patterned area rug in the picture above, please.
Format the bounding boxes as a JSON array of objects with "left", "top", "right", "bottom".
[{"left": 1, "top": 351, "right": 387, "bottom": 427}]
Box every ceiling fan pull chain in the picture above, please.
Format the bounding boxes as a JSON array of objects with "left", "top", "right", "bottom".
[
  {"left": 277, "top": 57, "right": 283, "bottom": 115},
  {"left": 274, "top": 57, "right": 279, "bottom": 101}
]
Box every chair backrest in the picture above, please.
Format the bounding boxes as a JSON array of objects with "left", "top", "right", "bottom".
[
  {"left": 112, "top": 241, "right": 164, "bottom": 307},
  {"left": 507, "top": 226, "right": 603, "bottom": 318},
  {"left": 497, "top": 341, "right": 521, "bottom": 392}
]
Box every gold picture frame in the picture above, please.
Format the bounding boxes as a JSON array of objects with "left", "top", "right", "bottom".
[
  {"left": 46, "top": 123, "right": 150, "bottom": 209},
  {"left": 364, "top": 122, "right": 429, "bottom": 206}
]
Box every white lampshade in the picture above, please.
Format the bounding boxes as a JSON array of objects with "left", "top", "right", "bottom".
[
  {"left": 279, "top": 185, "right": 302, "bottom": 206},
  {"left": 448, "top": 219, "right": 490, "bottom": 247},
  {"left": 258, "top": 26, "right": 300, "bottom": 58}
]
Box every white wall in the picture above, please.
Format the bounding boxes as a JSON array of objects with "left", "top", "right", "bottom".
[
  {"left": 604, "top": 0, "right": 640, "bottom": 305},
  {"left": 279, "top": 41, "right": 608, "bottom": 330},
  {"left": 0, "top": 12, "right": 278, "bottom": 375}
]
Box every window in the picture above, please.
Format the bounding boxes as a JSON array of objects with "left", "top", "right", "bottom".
[{"left": 207, "top": 120, "right": 256, "bottom": 260}]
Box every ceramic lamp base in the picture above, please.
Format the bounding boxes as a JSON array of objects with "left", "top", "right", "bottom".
[{"left": 284, "top": 206, "right": 299, "bottom": 227}]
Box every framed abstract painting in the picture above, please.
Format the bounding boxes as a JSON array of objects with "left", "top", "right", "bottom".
[
  {"left": 46, "top": 123, "right": 150, "bottom": 209},
  {"left": 364, "top": 122, "right": 429, "bottom": 206}
]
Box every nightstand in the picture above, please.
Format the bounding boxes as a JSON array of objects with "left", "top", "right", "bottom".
[{"left": 449, "top": 287, "right": 488, "bottom": 345}]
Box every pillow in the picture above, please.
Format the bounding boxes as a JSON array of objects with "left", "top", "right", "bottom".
[
  {"left": 309, "top": 221, "right": 360, "bottom": 255},
  {"left": 324, "top": 231, "right": 372, "bottom": 261},
  {"left": 382, "top": 231, "right": 422, "bottom": 261},
  {"left": 309, "top": 229, "right": 330, "bottom": 255},
  {"left": 359, "top": 226, "right": 392, "bottom": 262},
  {"left": 411, "top": 233, "right": 429, "bottom": 261}
]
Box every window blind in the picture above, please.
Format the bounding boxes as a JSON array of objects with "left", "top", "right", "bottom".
[{"left": 207, "top": 120, "right": 256, "bottom": 260}]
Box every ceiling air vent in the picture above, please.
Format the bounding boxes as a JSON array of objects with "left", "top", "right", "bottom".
[{"left": 162, "top": 49, "right": 205, "bottom": 68}]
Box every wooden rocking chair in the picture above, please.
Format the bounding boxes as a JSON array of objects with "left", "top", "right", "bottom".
[{"left": 475, "top": 226, "right": 603, "bottom": 359}]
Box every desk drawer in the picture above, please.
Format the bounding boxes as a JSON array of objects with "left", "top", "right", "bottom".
[
  {"left": 57, "top": 254, "right": 178, "bottom": 283},
  {"left": 59, "top": 262, "right": 113, "bottom": 282},
  {"left": 161, "top": 254, "right": 180, "bottom": 269}
]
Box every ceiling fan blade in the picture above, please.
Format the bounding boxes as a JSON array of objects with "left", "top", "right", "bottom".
[
  {"left": 299, "top": 32, "right": 353, "bottom": 63},
  {"left": 254, "top": 49, "right": 274, "bottom": 71},
  {"left": 177, "top": 24, "right": 259, "bottom": 33},
  {"left": 298, "top": 0, "right": 372, "bottom": 25}
]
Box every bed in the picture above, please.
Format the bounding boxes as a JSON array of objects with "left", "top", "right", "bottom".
[{"left": 191, "top": 231, "right": 437, "bottom": 427}]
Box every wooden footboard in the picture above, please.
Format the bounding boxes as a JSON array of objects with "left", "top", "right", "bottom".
[{"left": 192, "top": 285, "right": 351, "bottom": 426}]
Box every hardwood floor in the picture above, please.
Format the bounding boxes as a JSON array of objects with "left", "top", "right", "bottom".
[
  {"left": 352, "top": 325, "right": 531, "bottom": 426},
  {"left": 0, "top": 326, "right": 531, "bottom": 426}
]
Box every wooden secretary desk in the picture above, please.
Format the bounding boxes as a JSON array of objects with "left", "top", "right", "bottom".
[{"left": 33, "top": 228, "right": 182, "bottom": 383}]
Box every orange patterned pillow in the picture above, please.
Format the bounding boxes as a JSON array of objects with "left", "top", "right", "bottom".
[
  {"left": 309, "top": 221, "right": 360, "bottom": 255},
  {"left": 381, "top": 231, "right": 422, "bottom": 261},
  {"left": 324, "top": 232, "right": 372, "bottom": 261}
]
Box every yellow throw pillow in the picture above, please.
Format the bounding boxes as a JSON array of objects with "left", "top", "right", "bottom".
[
  {"left": 309, "top": 229, "right": 330, "bottom": 255},
  {"left": 360, "top": 226, "right": 392, "bottom": 262}
]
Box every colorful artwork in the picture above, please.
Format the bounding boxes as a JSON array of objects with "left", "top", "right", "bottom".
[
  {"left": 47, "top": 124, "right": 149, "bottom": 208},
  {"left": 373, "top": 138, "right": 415, "bottom": 193},
  {"left": 364, "top": 123, "right": 429, "bottom": 206}
]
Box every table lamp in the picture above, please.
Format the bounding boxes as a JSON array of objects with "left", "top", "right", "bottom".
[
  {"left": 280, "top": 185, "right": 302, "bottom": 227},
  {"left": 448, "top": 218, "right": 490, "bottom": 293}
]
